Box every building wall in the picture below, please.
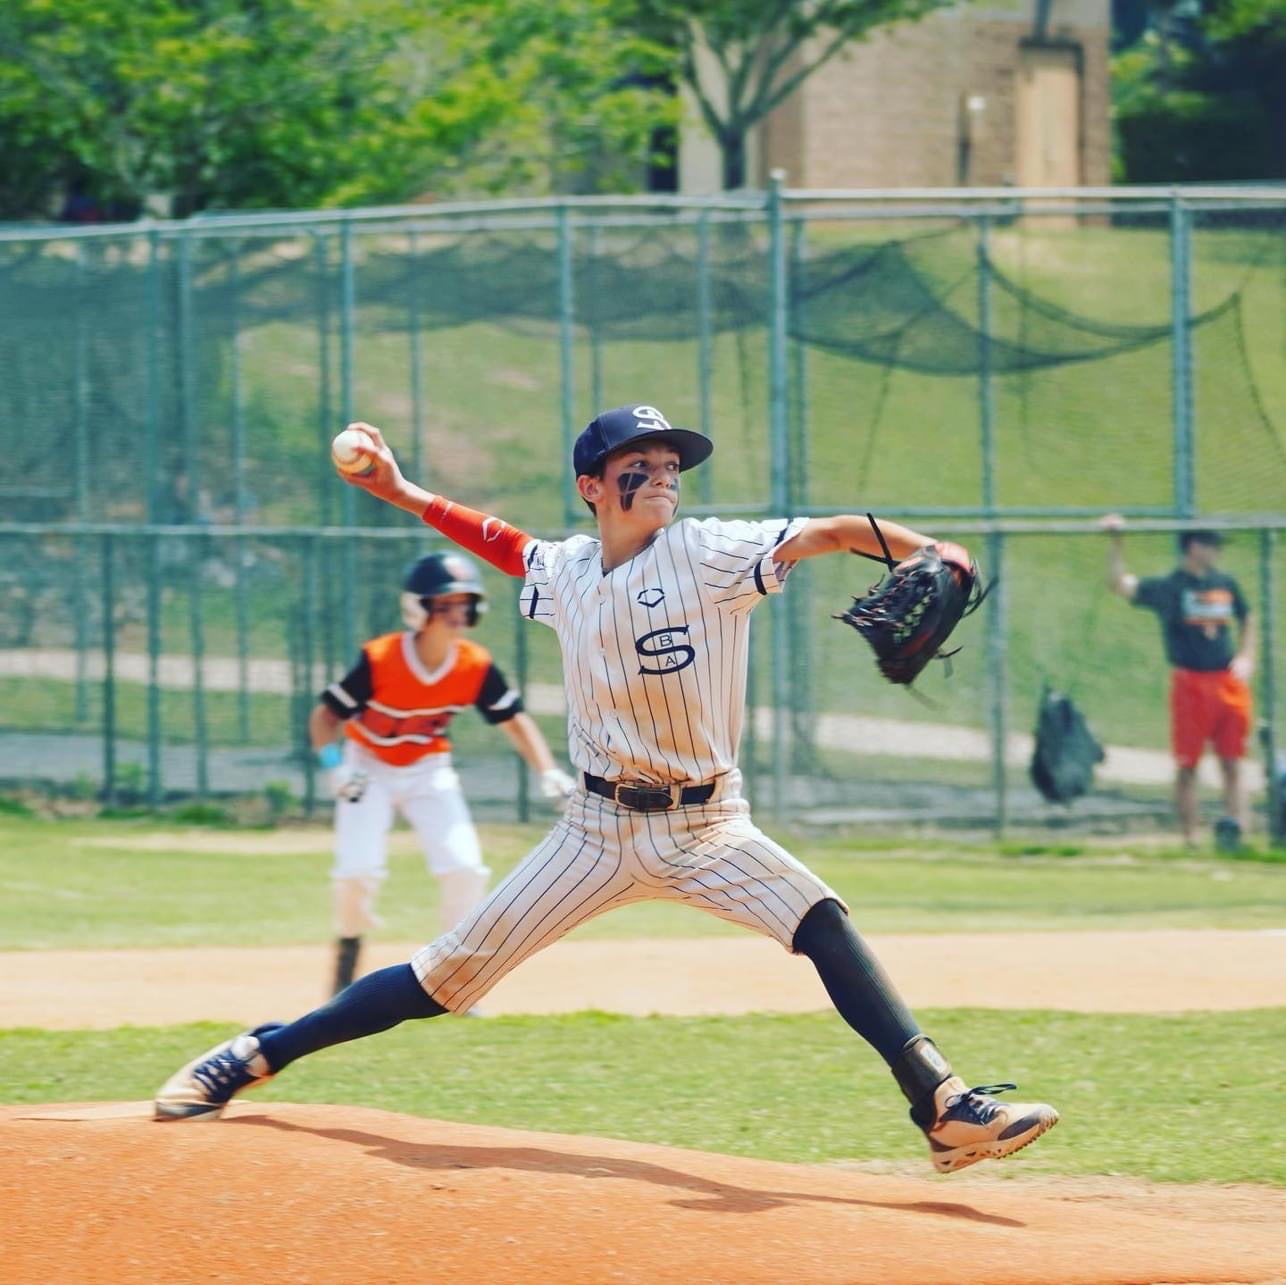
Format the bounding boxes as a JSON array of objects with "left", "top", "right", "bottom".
[{"left": 680, "top": 0, "right": 1110, "bottom": 192}]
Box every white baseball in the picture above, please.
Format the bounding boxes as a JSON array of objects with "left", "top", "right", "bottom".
[{"left": 331, "top": 428, "right": 376, "bottom": 477}]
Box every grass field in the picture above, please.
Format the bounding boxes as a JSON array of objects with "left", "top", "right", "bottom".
[
  {"left": 2, "top": 813, "right": 1284, "bottom": 1187},
  {"left": 3, "top": 814, "right": 1285, "bottom": 949},
  {"left": 4, "top": 214, "right": 1286, "bottom": 1194},
  {"left": 3, "top": 1009, "right": 1283, "bottom": 1186}
]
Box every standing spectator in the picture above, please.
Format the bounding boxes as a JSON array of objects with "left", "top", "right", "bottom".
[{"left": 1102, "top": 516, "right": 1255, "bottom": 850}]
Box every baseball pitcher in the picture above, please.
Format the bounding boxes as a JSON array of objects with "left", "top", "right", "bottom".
[{"left": 156, "top": 404, "right": 1058, "bottom": 1175}]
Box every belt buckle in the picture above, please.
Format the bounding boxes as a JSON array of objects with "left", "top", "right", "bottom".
[{"left": 615, "top": 783, "right": 676, "bottom": 812}]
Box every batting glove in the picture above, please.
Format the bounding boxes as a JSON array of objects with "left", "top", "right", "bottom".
[
  {"left": 328, "top": 766, "right": 369, "bottom": 803},
  {"left": 539, "top": 767, "right": 576, "bottom": 805}
]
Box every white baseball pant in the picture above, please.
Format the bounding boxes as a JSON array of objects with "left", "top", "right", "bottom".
[
  {"left": 332, "top": 741, "right": 490, "bottom": 937},
  {"left": 412, "top": 773, "right": 843, "bottom": 1012}
]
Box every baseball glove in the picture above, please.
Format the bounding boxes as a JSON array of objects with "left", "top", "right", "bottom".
[{"left": 836, "top": 517, "right": 988, "bottom": 686}]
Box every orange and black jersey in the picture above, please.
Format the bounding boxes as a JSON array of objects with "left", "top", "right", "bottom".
[{"left": 321, "top": 632, "right": 522, "bottom": 766}]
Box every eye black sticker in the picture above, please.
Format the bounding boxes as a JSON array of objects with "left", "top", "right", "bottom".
[
  {"left": 616, "top": 467, "right": 678, "bottom": 511},
  {"left": 617, "top": 468, "right": 649, "bottom": 511}
]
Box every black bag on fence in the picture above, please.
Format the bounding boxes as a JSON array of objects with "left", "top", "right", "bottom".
[{"left": 1030, "top": 686, "right": 1105, "bottom": 804}]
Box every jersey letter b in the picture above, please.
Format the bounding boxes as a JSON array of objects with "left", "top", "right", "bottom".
[{"left": 635, "top": 626, "right": 696, "bottom": 676}]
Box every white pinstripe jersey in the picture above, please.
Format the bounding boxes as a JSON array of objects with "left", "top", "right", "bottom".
[{"left": 519, "top": 516, "right": 806, "bottom": 784}]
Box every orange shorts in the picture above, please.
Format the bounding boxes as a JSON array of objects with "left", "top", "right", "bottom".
[{"left": 1169, "top": 668, "right": 1252, "bottom": 767}]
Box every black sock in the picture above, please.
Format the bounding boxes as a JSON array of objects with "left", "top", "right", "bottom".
[
  {"left": 333, "top": 936, "right": 362, "bottom": 995},
  {"left": 792, "top": 898, "right": 921, "bottom": 1065},
  {"left": 256, "top": 963, "right": 446, "bottom": 1073}
]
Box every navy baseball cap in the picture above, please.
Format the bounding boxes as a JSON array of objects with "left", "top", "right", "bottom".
[{"left": 573, "top": 404, "right": 714, "bottom": 477}]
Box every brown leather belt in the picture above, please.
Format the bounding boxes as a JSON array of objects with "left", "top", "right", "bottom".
[{"left": 582, "top": 773, "right": 716, "bottom": 812}]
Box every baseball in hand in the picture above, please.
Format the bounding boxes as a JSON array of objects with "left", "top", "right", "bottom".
[{"left": 331, "top": 428, "right": 376, "bottom": 478}]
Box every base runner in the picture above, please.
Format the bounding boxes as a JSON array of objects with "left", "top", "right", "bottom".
[
  {"left": 156, "top": 404, "right": 1058, "bottom": 1174},
  {"left": 311, "top": 550, "right": 574, "bottom": 994}
]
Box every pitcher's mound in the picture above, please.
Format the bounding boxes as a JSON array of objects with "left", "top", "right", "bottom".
[{"left": 2, "top": 1102, "right": 1282, "bottom": 1284}]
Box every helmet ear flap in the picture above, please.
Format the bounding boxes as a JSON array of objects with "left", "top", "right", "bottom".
[{"left": 400, "top": 592, "right": 430, "bottom": 631}]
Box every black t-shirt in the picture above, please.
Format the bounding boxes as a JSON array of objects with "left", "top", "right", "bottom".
[{"left": 1133, "top": 569, "right": 1248, "bottom": 672}]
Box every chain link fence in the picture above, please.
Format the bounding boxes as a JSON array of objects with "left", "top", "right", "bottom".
[{"left": 2, "top": 185, "right": 1284, "bottom": 835}]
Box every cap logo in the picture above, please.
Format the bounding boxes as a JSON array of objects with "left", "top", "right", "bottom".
[
  {"left": 633, "top": 406, "right": 671, "bottom": 433},
  {"left": 443, "top": 555, "right": 472, "bottom": 581}
]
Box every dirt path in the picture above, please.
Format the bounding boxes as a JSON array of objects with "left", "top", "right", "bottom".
[
  {"left": 4, "top": 1102, "right": 1284, "bottom": 1284},
  {"left": 5, "top": 929, "right": 1285, "bottom": 1028}
]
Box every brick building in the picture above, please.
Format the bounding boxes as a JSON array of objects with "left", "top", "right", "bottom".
[{"left": 678, "top": 0, "right": 1111, "bottom": 191}]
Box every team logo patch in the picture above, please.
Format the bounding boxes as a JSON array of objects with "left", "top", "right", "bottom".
[
  {"left": 636, "top": 587, "right": 665, "bottom": 607},
  {"left": 636, "top": 625, "right": 695, "bottom": 675},
  {"left": 633, "top": 405, "right": 671, "bottom": 432}
]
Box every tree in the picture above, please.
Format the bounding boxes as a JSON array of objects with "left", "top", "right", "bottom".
[
  {"left": 1112, "top": 0, "right": 1286, "bottom": 181},
  {"left": 632, "top": 0, "right": 957, "bottom": 189},
  {"left": 440, "top": 0, "right": 680, "bottom": 196},
  {"left": 0, "top": 0, "right": 677, "bottom": 220}
]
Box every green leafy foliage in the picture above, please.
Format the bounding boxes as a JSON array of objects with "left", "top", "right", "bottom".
[
  {"left": 0, "top": 0, "right": 678, "bottom": 219},
  {"left": 1112, "top": 0, "right": 1286, "bottom": 180}
]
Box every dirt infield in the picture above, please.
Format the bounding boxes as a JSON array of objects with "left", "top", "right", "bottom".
[
  {"left": 6, "top": 924, "right": 1285, "bottom": 1281},
  {"left": 4, "top": 929, "right": 1286, "bottom": 1028},
  {"left": 3, "top": 1101, "right": 1284, "bottom": 1285}
]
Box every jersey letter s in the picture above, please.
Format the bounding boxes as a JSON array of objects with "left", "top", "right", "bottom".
[{"left": 636, "top": 626, "right": 696, "bottom": 675}]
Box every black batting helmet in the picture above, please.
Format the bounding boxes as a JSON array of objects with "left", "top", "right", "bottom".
[{"left": 400, "top": 551, "right": 487, "bottom": 629}]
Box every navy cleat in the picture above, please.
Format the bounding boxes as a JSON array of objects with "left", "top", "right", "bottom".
[
  {"left": 153, "top": 1023, "right": 285, "bottom": 1122},
  {"left": 922, "top": 1078, "right": 1058, "bottom": 1173}
]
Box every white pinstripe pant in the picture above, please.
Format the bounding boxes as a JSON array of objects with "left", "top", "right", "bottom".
[{"left": 411, "top": 780, "right": 844, "bottom": 1013}]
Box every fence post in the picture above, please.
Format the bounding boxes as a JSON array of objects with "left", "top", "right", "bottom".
[
  {"left": 339, "top": 219, "right": 358, "bottom": 663},
  {"left": 72, "top": 243, "right": 91, "bottom": 721},
  {"left": 229, "top": 248, "right": 246, "bottom": 521},
  {"left": 767, "top": 172, "right": 790, "bottom": 822},
  {"left": 313, "top": 232, "right": 338, "bottom": 681},
  {"left": 144, "top": 231, "right": 163, "bottom": 806},
  {"left": 228, "top": 246, "right": 252, "bottom": 743},
  {"left": 977, "top": 216, "right": 1007, "bottom": 831},
  {"left": 178, "top": 234, "right": 209, "bottom": 794},
  {"left": 145, "top": 530, "right": 163, "bottom": 806},
  {"left": 73, "top": 245, "right": 91, "bottom": 522},
  {"left": 977, "top": 215, "right": 996, "bottom": 512},
  {"left": 189, "top": 532, "right": 210, "bottom": 797},
  {"left": 1170, "top": 195, "right": 1195, "bottom": 517},
  {"left": 178, "top": 233, "right": 199, "bottom": 498},
  {"left": 408, "top": 230, "right": 425, "bottom": 486},
  {"left": 303, "top": 534, "right": 319, "bottom": 815},
  {"left": 314, "top": 231, "right": 334, "bottom": 527},
  {"left": 1261, "top": 529, "right": 1281, "bottom": 844},
  {"left": 987, "top": 529, "right": 1009, "bottom": 835},
  {"left": 557, "top": 204, "right": 577, "bottom": 526},
  {"left": 588, "top": 221, "right": 603, "bottom": 414},
  {"left": 788, "top": 216, "right": 816, "bottom": 774},
  {"left": 144, "top": 228, "right": 162, "bottom": 527},
  {"left": 100, "top": 533, "right": 116, "bottom": 805},
  {"left": 697, "top": 209, "right": 714, "bottom": 507}
]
